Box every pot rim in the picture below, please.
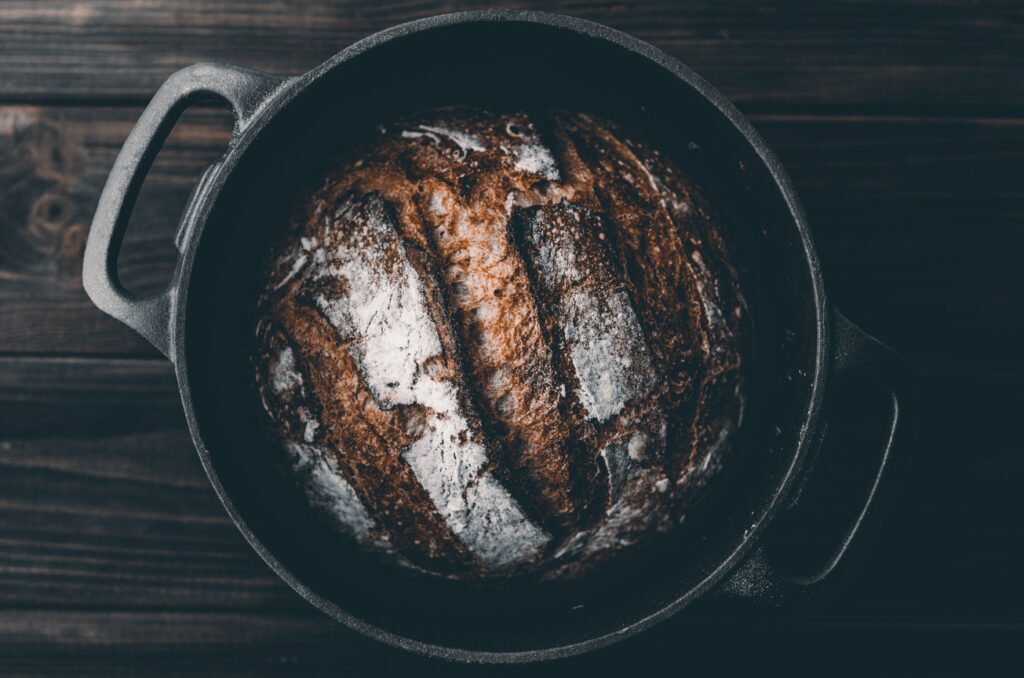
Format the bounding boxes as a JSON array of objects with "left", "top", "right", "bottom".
[{"left": 171, "top": 9, "right": 830, "bottom": 663}]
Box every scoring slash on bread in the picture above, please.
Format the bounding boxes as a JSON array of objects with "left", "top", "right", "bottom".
[{"left": 252, "top": 108, "right": 747, "bottom": 580}]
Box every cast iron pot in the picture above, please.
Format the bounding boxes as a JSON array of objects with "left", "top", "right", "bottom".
[{"left": 83, "top": 10, "right": 904, "bottom": 663}]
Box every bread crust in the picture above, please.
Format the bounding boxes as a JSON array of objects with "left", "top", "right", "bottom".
[{"left": 252, "top": 108, "right": 747, "bottom": 579}]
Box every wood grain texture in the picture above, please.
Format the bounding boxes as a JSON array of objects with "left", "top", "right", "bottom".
[
  {"left": 1, "top": 106, "right": 1021, "bottom": 369},
  {"left": 2, "top": 610, "right": 1023, "bottom": 675},
  {"left": 0, "top": 0, "right": 1022, "bottom": 673},
  {"left": 1, "top": 1, "right": 1022, "bottom": 112},
  {"left": 0, "top": 105, "right": 233, "bottom": 357},
  {"left": 1, "top": 357, "right": 1022, "bottom": 623},
  {"left": 0, "top": 356, "right": 305, "bottom": 612}
]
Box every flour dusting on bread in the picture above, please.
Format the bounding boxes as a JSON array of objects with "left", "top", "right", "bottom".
[{"left": 252, "top": 107, "right": 747, "bottom": 580}]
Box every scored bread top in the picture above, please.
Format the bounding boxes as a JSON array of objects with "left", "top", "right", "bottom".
[{"left": 252, "top": 108, "right": 747, "bottom": 579}]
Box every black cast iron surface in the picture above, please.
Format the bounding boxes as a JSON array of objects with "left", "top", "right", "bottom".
[
  {"left": 82, "top": 10, "right": 904, "bottom": 662},
  {"left": 1, "top": 1, "right": 1022, "bottom": 675}
]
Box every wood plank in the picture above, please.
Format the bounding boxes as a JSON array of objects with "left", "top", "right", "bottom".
[
  {"left": 0, "top": 356, "right": 304, "bottom": 612},
  {"left": 1, "top": 105, "right": 1021, "bottom": 368},
  {"left": 0, "top": 609, "right": 1021, "bottom": 675},
  {"left": 1, "top": 1, "right": 1022, "bottom": 112},
  {"left": 759, "top": 114, "right": 1024, "bottom": 372},
  {"left": 0, "top": 356, "right": 1021, "bottom": 620},
  {"left": 0, "top": 105, "right": 233, "bottom": 358},
  {"left": 0, "top": 610, "right": 399, "bottom": 676}
]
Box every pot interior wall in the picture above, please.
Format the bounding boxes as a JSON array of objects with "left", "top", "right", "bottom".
[{"left": 183, "top": 19, "right": 821, "bottom": 654}]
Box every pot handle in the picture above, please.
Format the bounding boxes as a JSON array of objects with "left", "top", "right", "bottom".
[
  {"left": 82, "top": 62, "right": 286, "bottom": 360},
  {"left": 720, "top": 309, "right": 905, "bottom": 600}
]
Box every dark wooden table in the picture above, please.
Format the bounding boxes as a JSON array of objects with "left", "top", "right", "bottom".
[{"left": 2, "top": 1, "right": 1022, "bottom": 674}]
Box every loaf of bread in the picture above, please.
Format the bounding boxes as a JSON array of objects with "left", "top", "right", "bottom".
[{"left": 252, "top": 108, "right": 747, "bottom": 579}]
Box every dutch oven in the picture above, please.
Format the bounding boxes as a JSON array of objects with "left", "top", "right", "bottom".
[{"left": 83, "top": 10, "right": 904, "bottom": 663}]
